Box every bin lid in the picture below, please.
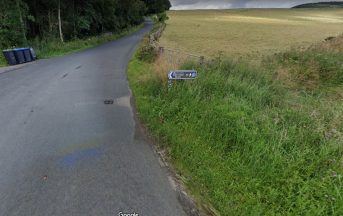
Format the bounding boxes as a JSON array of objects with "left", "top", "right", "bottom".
[{"left": 13, "top": 48, "right": 30, "bottom": 51}]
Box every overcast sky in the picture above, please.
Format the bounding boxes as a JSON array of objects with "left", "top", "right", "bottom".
[{"left": 170, "top": 0, "right": 341, "bottom": 10}]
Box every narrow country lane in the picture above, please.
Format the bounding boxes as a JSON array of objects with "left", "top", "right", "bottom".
[{"left": 0, "top": 22, "right": 186, "bottom": 216}]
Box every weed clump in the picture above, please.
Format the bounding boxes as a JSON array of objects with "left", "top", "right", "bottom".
[{"left": 137, "top": 37, "right": 158, "bottom": 63}]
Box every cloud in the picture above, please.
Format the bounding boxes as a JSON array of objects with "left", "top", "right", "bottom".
[{"left": 170, "top": 0, "right": 339, "bottom": 10}]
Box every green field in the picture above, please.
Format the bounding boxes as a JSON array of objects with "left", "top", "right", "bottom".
[
  {"left": 160, "top": 9, "right": 343, "bottom": 60},
  {"left": 129, "top": 10, "right": 343, "bottom": 215}
]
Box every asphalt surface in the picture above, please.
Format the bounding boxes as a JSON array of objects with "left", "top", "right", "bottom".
[{"left": 0, "top": 22, "right": 186, "bottom": 216}]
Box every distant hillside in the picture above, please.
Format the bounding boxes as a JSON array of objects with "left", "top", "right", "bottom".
[{"left": 293, "top": 1, "right": 343, "bottom": 8}]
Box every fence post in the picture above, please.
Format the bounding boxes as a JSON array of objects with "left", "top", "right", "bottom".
[
  {"left": 149, "top": 34, "right": 155, "bottom": 45},
  {"left": 159, "top": 47, "right": 165, "bottom": 55},
  {"left": 199, "top": 56, "right": 205, "bottom": 65}
]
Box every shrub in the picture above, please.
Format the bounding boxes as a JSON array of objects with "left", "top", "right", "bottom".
[
  {"left": 136, "top": 37, "right": 158, "bottom": 63},
  {"left": 157, "top": 12, "right": 169, "bottom": 23}
]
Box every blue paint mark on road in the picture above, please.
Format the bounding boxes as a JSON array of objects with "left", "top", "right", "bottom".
[{"left": 59, "top": 148, "right": 103, "bottom": 167}]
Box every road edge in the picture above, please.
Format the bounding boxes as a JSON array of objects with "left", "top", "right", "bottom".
[{"left": 130, "top": 91, "right": 207, "bottom": 216}]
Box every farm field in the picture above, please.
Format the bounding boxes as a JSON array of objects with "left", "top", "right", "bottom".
[{"left": 160, "top": 9, "right": 343, "bottom": 59}]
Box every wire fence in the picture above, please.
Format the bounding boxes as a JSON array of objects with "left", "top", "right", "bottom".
[
  {"left": 148, "top": 23, "right": 208, "bottom": 71},
  {"left": 156, "top": 46, "right": 207, "bottom": 70}
]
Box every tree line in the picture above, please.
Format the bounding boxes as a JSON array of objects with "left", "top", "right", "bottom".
[{"left": 0, "top": 0, "right": 171, "bottom": 48}]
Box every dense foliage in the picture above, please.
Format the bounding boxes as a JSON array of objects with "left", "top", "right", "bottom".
[
  {"left": 143, "top": 0, "right": 171, "bottom": 14},
  {"left": 0, "top": 0, "right": 171, "bottom": 49}
]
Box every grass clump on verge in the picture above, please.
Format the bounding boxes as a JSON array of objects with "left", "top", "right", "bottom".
[
  {"left": 128, "top": 38, "right": 343, "bottom": 215},
  {"left": 136, "top": 36, "right": 158, "bottom": 63},
  {"left": 266, "top": 35, "right": 343, "bottom": 91},
  {"left": 0, "top": 55, "right": 6, "bottom": 67},
  {"left": 0, "top": 25, "right": 142, "bottom": 67}
]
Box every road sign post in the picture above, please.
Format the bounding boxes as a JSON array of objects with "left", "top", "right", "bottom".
[{"left": 168, "top": 70, "right": 198, "bottom": 88}]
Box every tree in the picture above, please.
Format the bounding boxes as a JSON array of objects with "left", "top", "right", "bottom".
[
  {"left": 0, "top": 0, "right": 28, "bottom": 48},
  {"left": 143, "top": 0, "right": 171, "bottom": 14},
  {"left": 0, "top": 0, "right": 171, "bottom": 49},
  {"left": 58, "top": 0, "right": 63, "bottom": 42}
]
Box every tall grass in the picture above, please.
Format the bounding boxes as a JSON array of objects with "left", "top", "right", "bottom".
[
  {"left": 0, "top": 55, "right": 6, "bottom": 67},
  {"left": 128, "top": 43, "right": 343, "bottom": 215},
  {"left": 265, "top": 35, "right": 343, "bottom": 91}
]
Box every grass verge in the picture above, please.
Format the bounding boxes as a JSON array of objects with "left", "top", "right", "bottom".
[
  {"left": 0, "top": 24, "right": 143, "bottom": 67},
  {"left": 0, "top": 55, "right": 6, "bottom": 67},
  {"left": 128, "top": 37, "right": 342, "bottom": 215}
]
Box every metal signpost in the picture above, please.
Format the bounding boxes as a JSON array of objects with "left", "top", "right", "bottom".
[{"left": 168, "top": 70, "right": 198, "bottom": 87}]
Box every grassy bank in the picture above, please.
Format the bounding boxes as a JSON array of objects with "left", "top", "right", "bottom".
[
  {"left": 0, "top": 24, "right": 143, "bottom": 67},
  {"left": 128, "top": 36, "right": 343, "bottom": 215}
]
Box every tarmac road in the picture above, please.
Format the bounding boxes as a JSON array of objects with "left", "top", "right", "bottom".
[{"left": 0, "top": 21, "right": 186, "bottom": 216}]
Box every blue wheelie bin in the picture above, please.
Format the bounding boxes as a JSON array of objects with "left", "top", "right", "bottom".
[
  {"left": 13, "top": 48, "right": 26, "bottom": 64},
  {"left": 23, "top": 48, "right": 32, "bottom": 62},
  {"left": 2, "top": 49, "right": 18, "bottom": 65},
  {"left": 30, "top": 47, "right": 36, "bottom": 60}
]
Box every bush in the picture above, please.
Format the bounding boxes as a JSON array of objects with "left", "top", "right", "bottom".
[
  {"left": 136, "top": 37, "right": 158, "bottom": 63},
  {"left": 157, "top": 12, "right": 169, "bottom": 23},
  {"left": 136, "top": 17, "right": 167, "bottom": 63}
]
